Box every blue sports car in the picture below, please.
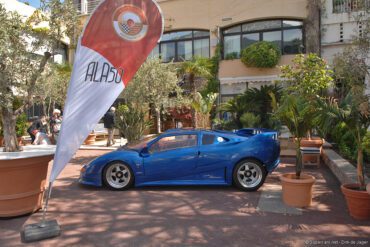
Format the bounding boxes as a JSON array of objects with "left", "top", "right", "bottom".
[{"left": 79, "top": 128, "right": 280, "bottom": 191}]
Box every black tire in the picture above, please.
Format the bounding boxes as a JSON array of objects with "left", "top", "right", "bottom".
[
  {"left": 233, "top": 159, "right": 267, "bottom": 192},
  {"left": 102, "top": 162, "right": 134, "bottom": 190}
]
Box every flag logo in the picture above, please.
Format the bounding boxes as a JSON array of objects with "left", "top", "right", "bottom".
[{"left": 113, "top": 5, "right": 148, "bottom": 42}]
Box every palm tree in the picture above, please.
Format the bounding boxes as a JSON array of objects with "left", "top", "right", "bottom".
[
  {"left": 192, "top": 92, "right": 218, "bottom": 129},
  {"left": 275, "top": 94, "right": 316, "bottom": 178},
  {"left": 178, "top": 57, "right": 212, "bottom": 128},
  {"left": 316, "top": 92, "right": 370, "bottom": 190},
  {"left": 241, "top": 85, "right": 282, "bottom": 128},
  {"left": 218, "top": 96, "right": 248, "bottom": 128}
]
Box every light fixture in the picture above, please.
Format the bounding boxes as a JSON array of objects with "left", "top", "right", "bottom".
[{"left": 222, "top": 17, "right": 232, "bottom": 22}]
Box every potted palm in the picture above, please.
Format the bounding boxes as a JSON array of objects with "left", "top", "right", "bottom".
[
  {"left": 316, "top": 92, "right": 370, "bottom": 220},
  {"left": 276, "top": 94, "right": 316, "bottom": 207}
]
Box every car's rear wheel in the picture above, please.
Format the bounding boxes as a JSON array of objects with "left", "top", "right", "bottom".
[
  {"left": 233, "top": 159, "right": 266, "bottom": 191},
  {"left": 103, "top": 162, "right": 134, "bottom": 190}
]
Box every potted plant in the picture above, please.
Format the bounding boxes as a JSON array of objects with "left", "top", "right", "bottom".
[
  {"left": 0, "top": 2, "right": 77, "bottom": 217},
  {"left": 241, "top": 41, "right": 281, "bottom": 68},
  {"left": 84, "top": 131, "right": 96, "bottom": 145},
  {"left": 280, "top": 53, "right": 333, "bottom": 154},
  {"left": 276, "top": 94, "right": 316, "bottom": 207},
  {"left": 316, "top": 92, "right": 370, "bottom": 220}
]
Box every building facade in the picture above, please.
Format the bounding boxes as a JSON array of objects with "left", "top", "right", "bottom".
[
  {"left": 74, "top": 0, "right": 309, "bottom": 103},
  {"left": 321, "top": 0, "right": 370, "bottom": 95}
]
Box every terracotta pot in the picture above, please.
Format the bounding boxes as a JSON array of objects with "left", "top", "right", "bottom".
[
  {"left": 0, "top": 137, "right": 3, "bottom": 147},
  {"left": 0, "top": 154, "right": 53, "bottom": 217},
  {"left": 280, "top": 173, "right": 316, "bottom": 208},
  {"left": 84, "top": 133, "right": 96, "bottom": 145},
  {"left": 341, "top": 184, "right": 370, "bottom": 220},
  {"left": 300, "top": 137, "right": 324, "bottom": 149},
  {"left": 17, "top": 137, "right": 23, "bottom": 146}
]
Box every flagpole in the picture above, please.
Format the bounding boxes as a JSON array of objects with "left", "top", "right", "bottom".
[{"left": 40, "top": 181, "right": 53, "bottom": 227}]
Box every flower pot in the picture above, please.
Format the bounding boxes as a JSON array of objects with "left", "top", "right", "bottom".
[
  {"left": 0, "top": 137, "right": 3, "bottom": 147},
  {"left": 84, "top": 133, "right": 96, "bottom": 145},
  {"left": 341, "top": 184, "right": 370, "bottom": 220},
  {"left": 300, "top": 137, "right": 323, "bottom": 148},
  {"left": 17, "top": 137, "right": 23, "bottom": 146},
  {"left": 280, "top": 173, "right": 316, "bottom": 208},
  {"left": 0, "top": 147, "right": 55, "bottom": 217},
  {"left": 367, "top": 184, "right": 370, "bottom": 195}
]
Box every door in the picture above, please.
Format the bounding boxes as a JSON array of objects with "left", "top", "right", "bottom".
[
  {"left": 197, "top": 133, "right": 231, "bottom": 182},
  {"left": 143, "top": 134, "right": 199, "bottom": 182}
]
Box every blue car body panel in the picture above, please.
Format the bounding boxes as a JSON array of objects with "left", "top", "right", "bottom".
[{"left": 79, "top": 129, "right": 280, "bottom": 188}]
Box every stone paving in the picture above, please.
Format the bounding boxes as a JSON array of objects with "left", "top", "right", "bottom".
[{"left": 0, "top": 150, "right": 369, "bottom": 247}]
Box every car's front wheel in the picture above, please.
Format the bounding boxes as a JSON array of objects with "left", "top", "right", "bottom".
[
  {"left": 103, "top": 162, "right": 134, "bottom": 190},
  {"left": 233, "top": 159, "right": 266, "bottom": 191}
]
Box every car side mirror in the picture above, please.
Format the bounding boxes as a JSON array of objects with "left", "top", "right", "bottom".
[{"left": 140, "top": 147, "right": 150, "bottom": 157}]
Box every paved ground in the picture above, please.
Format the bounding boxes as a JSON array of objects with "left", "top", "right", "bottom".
[{"left": 0, "top": 150, "right": 369, "bottom": 247}]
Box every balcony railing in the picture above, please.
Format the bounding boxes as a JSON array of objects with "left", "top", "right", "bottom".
[
  {"left": 74, "top": 0, "right": 102, "bottom": 15},
  {"left": 333, "top": 0, "right": 370, "bottom": 13}
]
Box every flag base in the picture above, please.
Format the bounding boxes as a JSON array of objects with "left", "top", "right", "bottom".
[{"left": 21, "top": 219, "right": 60, "bottom": 243}]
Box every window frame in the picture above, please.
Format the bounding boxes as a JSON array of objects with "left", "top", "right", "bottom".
[
  {"left": 148, "top": 134, "right": 199, "bottom": 154},
  {"left": 222, "top": 19, "right": 305, "bottom": 59},
  {"left": 155, "top": 30, "right": 211, "bottom": 62}
]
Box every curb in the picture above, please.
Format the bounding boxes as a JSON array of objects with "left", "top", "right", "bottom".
[{"left": 322, "top": 148, "right": 369, "bottom": 185}]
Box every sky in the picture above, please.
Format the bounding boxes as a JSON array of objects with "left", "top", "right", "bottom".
[{"left": 20, "top": 0, "right": 41, "bottom": 8}]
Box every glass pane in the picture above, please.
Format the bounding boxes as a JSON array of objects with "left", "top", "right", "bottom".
[
  {"left": 161, "top": 42, "right": 176, "bottom": 62},
  {"left": 178, "top": 40, "right": 193, "bottom": 61},
  {"left": 194, "top": 30, "right": 209, "bottom": 38},
  {"left": 202, "top": 134, "right": 215, "bottom": 145},
  {"left": 194, "top": 38, "right": 210, "bottom": 58},
  {"left": 242, "top": 33, "right": 259, "bottom": 49},
  {"left": 283, "top": 20, "right": 303, "bottom": 27},
  {"left": 223, "top": 25, "right": 241, "bottom": 34},
  {"left": 148, "top": 44, "right": 160, "bottom": 59},
  {"left": 150, "top": 135, "right": 197, "bottom": 153},
  {"left": 162, "top": 31, "right": 193, "bottom": 41},
  {"left": 242, "top": 20, "right": 281, "bottom": 32},
  {"left": 283, "top": 28, "right": 303, "bottom": 54},
  {"left": 263, "top": 31, "right": 282, "bottom": 50},
  {"left": 224, "top": 35, "right": 240, "bottom": 58}
]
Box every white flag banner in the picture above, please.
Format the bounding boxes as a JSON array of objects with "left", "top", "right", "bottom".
[{"left": 50, "top": 0, "right": 163, "bottom": 182}]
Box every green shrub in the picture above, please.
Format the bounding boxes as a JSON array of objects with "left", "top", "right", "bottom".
[
  {"left": 240, "top": 112, "right": 260, "bottom": 128},
  {"left": 115, "top": 104, "right": 152, "bottom": 144},
  {"left": 225, "top": 52, "right": 239, "bottom": 60},
  {"left": 241, "top": 41, "right": 281, "bottom": 68},
  {"left": 15, "top": 114, "right": 28, "bottom": 137}
]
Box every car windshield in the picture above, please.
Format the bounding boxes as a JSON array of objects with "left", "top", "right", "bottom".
[{"left": 121, "top": 136, "right": 158, "bottom": 151}]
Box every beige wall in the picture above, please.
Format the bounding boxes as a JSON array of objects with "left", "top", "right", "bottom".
[
  {"left": 219, "top": 55, "right": 296, "bottom": 78},
  {"left": 158, "top": 0, "right": 308, "bottom": 79}
]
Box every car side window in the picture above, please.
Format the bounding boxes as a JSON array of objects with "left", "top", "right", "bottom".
[
  {"left": 149, "top": 134, "right": 198, "bottom": 153},
  {"left": 202, "top": 134, "right": 228, "bottom": 145}
]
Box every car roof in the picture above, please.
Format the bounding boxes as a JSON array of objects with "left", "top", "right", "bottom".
[{"left": 164, "top": 128, "right": 237, "bottom": 137}]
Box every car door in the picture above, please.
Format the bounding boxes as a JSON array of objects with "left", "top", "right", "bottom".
[
  {"left": 196, "top": 133, "right": 232, "bottom": 182},
  {"left": 143, "top": 134, "right": 199, "bottom": 182}
]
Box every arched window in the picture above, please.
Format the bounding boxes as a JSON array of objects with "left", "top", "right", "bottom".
[
  {"left": 222, "top": 19, "right": 304, "bottom": 59},
  {"left": 149, "top": 30, "right": 210, "bottom": 62}
]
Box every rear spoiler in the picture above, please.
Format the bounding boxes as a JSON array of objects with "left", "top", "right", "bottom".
[{"left": 235, "top": 128, "right": 278, "bottom": 140}]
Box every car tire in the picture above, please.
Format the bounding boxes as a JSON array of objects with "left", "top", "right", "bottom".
[
  {"left": 102, "top": 162, "right": 134, "bottom": 190},
  {"left": 233, "top": 159, "right": 266, "bottom": 192}
]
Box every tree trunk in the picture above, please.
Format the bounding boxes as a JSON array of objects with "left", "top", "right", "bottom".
[
  {"left": 155, "top": 108, "right": 161, "bottom": 134},
  {"left": 1, "top": 108, "right": 20, "bottom": 152},
  {"left": 189, "top": 73, "right": 197, "bottom": 128},
  {"left": 305, "top": 0, "right": 321, "bottom": 54},
  {"left": 357, "top": 147, "right": 365, "bottom": 190},
  {"left": 296, "top": 138, "right": 302, "bottom": 179}
]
